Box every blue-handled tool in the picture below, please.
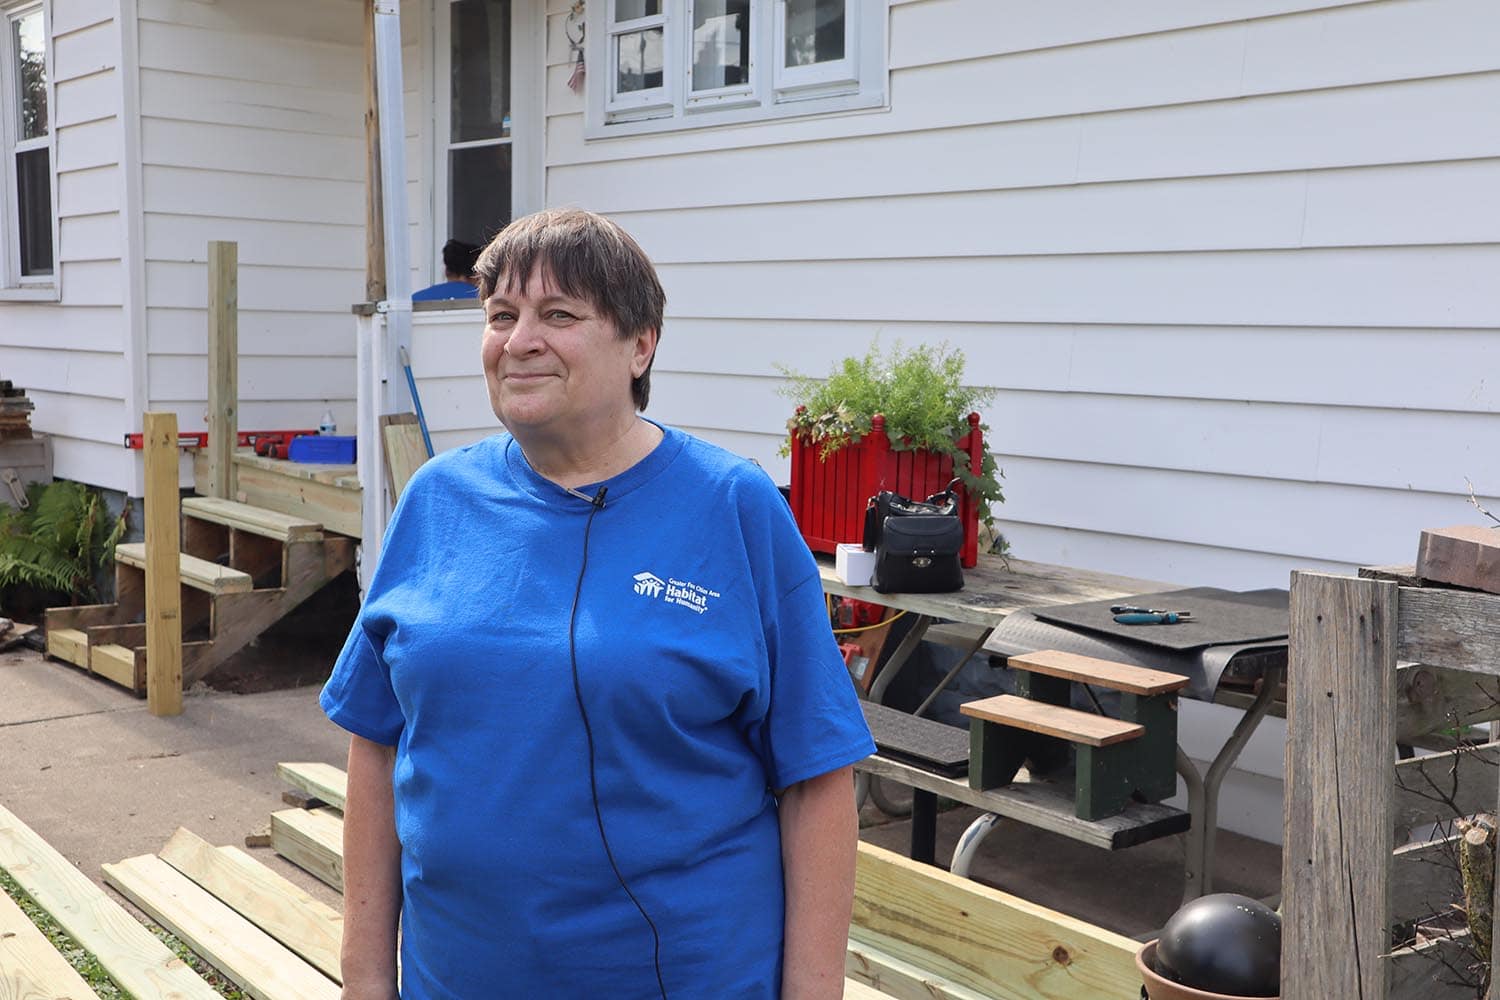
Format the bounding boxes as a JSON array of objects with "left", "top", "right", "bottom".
[{"left": 1114, "top": 611, "right": 1192, "bottom": 625}]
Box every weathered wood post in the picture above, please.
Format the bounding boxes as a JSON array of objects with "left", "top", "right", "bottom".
[
  {"left": 143, "top": 411, "right": 183, "bottom": 717},
  {"left": 205, "top": 240, "right": 238, "bottom": 500},
  {"left": 1282, "top": 571, "right": 1398, "bottom": 999}
]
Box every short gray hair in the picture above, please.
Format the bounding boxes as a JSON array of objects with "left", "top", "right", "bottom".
[{"left": 475, "top": 209, "right": 666, "bottom": 410}]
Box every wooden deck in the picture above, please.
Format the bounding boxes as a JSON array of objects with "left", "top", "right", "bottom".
[{"left": 193, "top": 448, "right": 360, "bottom": 538}]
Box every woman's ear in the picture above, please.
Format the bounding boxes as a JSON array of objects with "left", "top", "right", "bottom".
[{"left": 631, "top": 327, "right": 659, "bottom": 378}]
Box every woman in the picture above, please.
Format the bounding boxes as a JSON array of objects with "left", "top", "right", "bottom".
[{"left": 321, "top": 209, "right": 875, "bottom": 999}]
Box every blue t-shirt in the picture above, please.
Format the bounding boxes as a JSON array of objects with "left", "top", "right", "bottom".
[
  {"left": 411, "top": 280, "right": 478, "bottom": 301},
  {"left": 320, "top": 424, "right": 874, "bottom": 999}
]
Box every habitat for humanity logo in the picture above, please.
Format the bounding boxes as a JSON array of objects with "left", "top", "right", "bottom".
[
  {"left": 632, "top": 572, "right": 666, "bottom": 598},
  {"left": 631, "top": 570, "right": 720, "bottom": 614}
]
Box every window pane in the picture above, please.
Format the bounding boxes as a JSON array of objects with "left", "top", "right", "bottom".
[
  {"left": 785, "top": 0, "right": 844, "bottom": 67},
  {"left": 448, "top": 144, "right": 511, "bottom": 250},
  {"left": 14, "top": 9, "right": 47, "bottom": 139},
  {"left": 615, "top": 28, "right": 663, "bottom": 94},
  {"left": 614, "top": 0, "right": 660, "bottom": 21},
  {"left": 451, "top": 0, "right": 510, "bottom": 143},
  {"left": 17, "top": 148, "right": 52, "bottom": 277},
  {"left": 691, "top": 0, "right": 749, "bottom": 92}
]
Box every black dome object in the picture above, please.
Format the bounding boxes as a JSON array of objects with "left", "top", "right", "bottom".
[{"left": 1156, "top": 893, "right": 1281, "bottom": 997}]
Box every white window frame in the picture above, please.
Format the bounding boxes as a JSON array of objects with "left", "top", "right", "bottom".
[
  {"left": 0, "top": 0, "right": 58, "bottom": 299},
  {"left": 585, "top": 0, "right": 886, "bottom": 139}
]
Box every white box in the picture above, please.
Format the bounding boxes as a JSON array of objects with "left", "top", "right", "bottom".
[{"left": 835, "top": 543, "right": 875, "bottom": 587}]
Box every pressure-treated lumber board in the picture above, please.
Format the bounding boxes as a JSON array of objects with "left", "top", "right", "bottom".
[
  {"left": 1397, "top": 585, "right": 1500, "bottom": 677},
  {"left": 224, "top": 461, "right": 361, "bottom": 539},
  {"left": 961, "top": 694, "right": 1143, "bottom": 747},
  {"left": 275, "top": 763, "right": 348, "bottom": 812},
  {"left": 850, "top": 842, "right": 1139, "bottom": 1000},
  {"left": 142, "top": 411, "right": 183, "bottom": 716},
  {"left": 113, "top": 543, "right": 252, "bottom": 595},
  {"left": 1282, "top": 572, "right": 1398, "bottom": 1000},
  {"left": 842, "top": 980, "right": 891, "bottom": 1000},
  {"left": 44, "top": 628, "right": 88, "bottom": 668},
  {"left": 89, "top": 643, "right": 142, "bottom": 692},
  {"left": 205, "top": 240, "right": 238, "bottom": 502},
  {"left": 0, "top": 804, "right": 221, "bottom": 1000},
  {"left": 270, "top": 809, "right": 344, "bottom": 893},
  {"left": 380, "top": 413, "right": 428, "bottom": 501},
  {"left": 1416, "top": 524, "right": 1500, "bottom": 595},
  {"left": 845, "top": 937, "right": 992, "bottom": 1000},
  {"left": 158, "top": 828, "right": 343, "bottom": 983},
  {"left": 1006, "top": 649, "right": 1189, "bottom": 696},
  {"left": 102, "top": 853, "right": 340, "bottom": 1000},
  {"left": 0, "top": 888, "right": 101, "bottom": 999},
  {"left": 182, "top": 497, "right": 322, "bottom": 542}
]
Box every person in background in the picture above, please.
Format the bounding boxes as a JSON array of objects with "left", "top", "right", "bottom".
[
  {"left": 411, "top": 238, "right": 481, "bottom": 301},
  {"left": 323, "top": 209, "right": 872, "bottom": 999}
]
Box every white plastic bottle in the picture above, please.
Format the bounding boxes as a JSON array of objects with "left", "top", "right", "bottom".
[{"left": 319, "top": 409, "right": 337, "bottom": 435}]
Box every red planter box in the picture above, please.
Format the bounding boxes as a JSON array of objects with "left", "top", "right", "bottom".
[{"left": 789, "top": 412, "right": 983, "bottom": 568}]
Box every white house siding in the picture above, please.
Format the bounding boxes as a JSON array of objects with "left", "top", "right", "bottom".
[
  {"left": 135, "top": 0, "right": 427, "bottom": 480},
  {"left": 537, "top": 0, "right": 1500, "bottom": 844},
  {"left": 0, "top": 0, "right": 132, "bottom": 492}
]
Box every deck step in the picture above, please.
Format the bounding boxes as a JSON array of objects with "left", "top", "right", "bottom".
[
  {"left": 182, "top": 496, "right": 323, "bottom": 542},
  {"left": 113, "top": 542, "right": 253, "bottom": 594},
  {"left": 90, "top": 643, "right": 139, "bottom": 689},
  {"left": 961, "top": 694, "right": 1143, "bottom": 748},
  {"left": 1007, "top": 649, "right": 1190, "bottom": 696},
  {"left": 46, "top": 628, "right": 88, "bottom": 667}
]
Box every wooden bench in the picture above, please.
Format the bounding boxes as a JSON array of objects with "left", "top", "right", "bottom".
[{"left": 962, "top": 649, "right": 1188, "bottom": 821}]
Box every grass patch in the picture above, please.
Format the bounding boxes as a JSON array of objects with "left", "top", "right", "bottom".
[{"left": 0, "top": 869, "right": 248, "bottom": 999}]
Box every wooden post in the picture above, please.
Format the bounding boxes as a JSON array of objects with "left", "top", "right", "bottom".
[
  {"left": 143, "top": 411, "right": 183, "bottom": 717},
  {"left": 205, "top": 240, "right": 238, "bottom": 500},
  {"left": 1282, "top": 571, "right": 1398, "bottom": 1000},
  {"left": 364, "top": 0, "right": 386, "bottom": 302}
]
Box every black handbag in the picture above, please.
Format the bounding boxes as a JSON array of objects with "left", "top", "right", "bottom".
[{"left": 862, "top": 479, "right": 965, "bottom": 594}]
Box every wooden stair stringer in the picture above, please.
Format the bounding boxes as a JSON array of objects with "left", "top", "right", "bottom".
[{"left": 182, "top": 536, "right": 355, "bottom": 688}]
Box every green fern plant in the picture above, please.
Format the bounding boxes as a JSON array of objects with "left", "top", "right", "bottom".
[{"left": 0, "top": 481, "right": 129, "bottom": 609}]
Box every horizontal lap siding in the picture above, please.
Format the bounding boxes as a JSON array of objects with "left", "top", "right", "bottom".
[
  {"left": 0, "top": 3, "right": 129, "bottom": 488},
  {"left": 531, "top": 0, "right": 1500, "bottom": 591},
  {"left": 136, "top": 0, "right": 424, "bottom": 440}
]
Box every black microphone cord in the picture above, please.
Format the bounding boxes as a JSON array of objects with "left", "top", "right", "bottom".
[{"left": 566, "top": 486, "right": 668, "bottom": 1000}]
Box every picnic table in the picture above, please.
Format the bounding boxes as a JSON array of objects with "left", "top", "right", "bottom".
[{"left": 821, "top": 554, "right": 1286, "bottom": 902}]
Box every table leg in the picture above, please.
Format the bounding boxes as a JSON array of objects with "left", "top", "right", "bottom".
[
  {"left": 1181, "top": 664, "right": 1286, "bottom": 904},
  {"left": 910, "top": 789, "right": 938, "bottom": 865},
  {"left": 866, "top": 614, "right": 934, "bottom": 705}
]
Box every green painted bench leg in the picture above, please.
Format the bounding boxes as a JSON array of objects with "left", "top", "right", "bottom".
[
  {"left": 1013, "top": 669, "right": 1072, "bottom": 776},
  {"left": 1075, "top": 743, "right": 1139, "bottom": 821},
  {"left": 968, "top": 719, "right": 1027, "bottom": 791},
  {"left": 1118, "top": 692, "right": 1180, "bottom": 803}
]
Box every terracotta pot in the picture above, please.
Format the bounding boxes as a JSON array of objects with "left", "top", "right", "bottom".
[{"left": 1136, "top": 940, "right": 1280, "bottom": 1000}]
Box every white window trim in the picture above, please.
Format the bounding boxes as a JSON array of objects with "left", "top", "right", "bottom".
[
  {"left": 0, "top": 0, "right": 58, "bottom": 299},
  {"left": 584, "top": 0, "right": 886, "bottom": 140}
]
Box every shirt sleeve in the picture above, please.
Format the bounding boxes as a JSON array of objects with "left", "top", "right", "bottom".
[
  {"left": 760, "top": 572, "right": 876, "bottom": 790},
  {"left": 320, "top": 611, "right": 405, "bottom": 747}
]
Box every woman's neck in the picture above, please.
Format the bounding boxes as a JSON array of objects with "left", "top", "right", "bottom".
[{"left": 517, "top": 416, "right": 662, "bottom": 490}]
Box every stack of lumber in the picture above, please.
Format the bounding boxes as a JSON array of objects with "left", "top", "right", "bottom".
[
  {"left": 270, "top": 762, "right": 1144, "bottom": 999},
  {"left": 0, "top": 380, "right": 34, "bottom": 439}
]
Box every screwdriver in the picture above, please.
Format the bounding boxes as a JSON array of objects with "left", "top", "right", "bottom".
[{"left": 1113, "top": 611, "right": 1192, "bottom": 625}]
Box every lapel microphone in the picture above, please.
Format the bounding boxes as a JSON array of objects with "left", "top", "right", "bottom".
[{"left": 564, "top": 485, "right": 608, "bottom": 509}]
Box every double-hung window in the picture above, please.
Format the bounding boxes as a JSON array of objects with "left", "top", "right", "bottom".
[
  {"left": 2, "top": 1, "right": 53, "bottom": 288},
  {"left": 439, "top": 0, "right": 512, "bottom": 255},
  {"left": 588, "top": 0, "right": 885, "bottom": 137}
]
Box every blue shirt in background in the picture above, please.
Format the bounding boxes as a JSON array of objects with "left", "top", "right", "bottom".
[{"left": 411, "top": 280, "right": 478, "bottom": 301}]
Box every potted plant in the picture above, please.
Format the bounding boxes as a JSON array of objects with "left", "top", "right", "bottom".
[{"left": 778, "top": 342, "right": 1005, "bottom": 567}]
